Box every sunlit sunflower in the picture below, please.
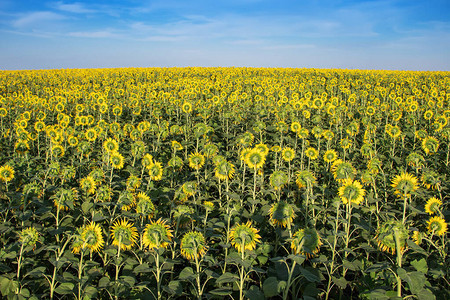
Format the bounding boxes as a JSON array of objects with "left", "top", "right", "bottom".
[
  {"left": 80, "top": 176, "right": 97, "bottom": 195},
  {"left": 367, "top": 157, "right": 382, "bottom": 175},
  {"left": 180, "top": 231, "right": 207, "bottom": 261},
  {"left": 51, "top": 187, "right": 78, "bottom": 211},
  {"left": 295, "top": 170, "right": 316, "bottom": 189},
  {"left": 182, "top": 102, "right": 193, "bottom": 114},
  {"left": 340, "top": 138, "right": 352, "bottom": 150},
  {"left": 422, "top": 136, "right": 439, "bottom": 155},
  {"left": 147, "top": 161, "right": 163, "bottom": 181},
  {"left": 322, "top": 130, "right": 334, "bottom": 141},
  {"left": 19, "top": 227, "right": 39, "bottom": 248},
  {"left": 142, "top": 153, "right": 154, "bottom": 169},
  {"left": 103, "top": 138, "right": 119, "bottom": 153},
  {"left": 331, "top": 160, "right": 356, "bottom": 182},
  {"left": 360, "top": 143, "right": 374, "bottom": 159},
  {"left": 81, "top": 222, "right": 104, "bottom": 253},
  {"left": 181, "top": 181, "right": 197, "bottom": 198},
  {"left": 375, "top": 220, "right": 408, "bottom": 255},
  {"left": 51, "top": 144, "right": 65, "bottom": 158},
  {"left": 110, "top": 151, "right": 125, "bottom": 169},
  {"left": 391, "top": 172, "right": 419, "bottom": 197},
  {"left": 245, "top": 148, "right": 266, "bottom": 169},
  {"left": 338, "top": 178, "right": 366, "bottom": 205},
  {"left": 239, "top": 132, "right": 254, "bottom": 147},
  {"left": 229, "top": 221, "right": 261, "bottom": 253},
  {"left": 421, "top": 170, "right": 440, "bottom": 190},
  {"left": 281, "top": 147, "right": 296, "bottom": 162},
  {"left": 214, "top": 160, "right": 235, "bottom": 181},
  {"left": 323, "top": 149, "right": 338, "bottom": 164},
  {"left": 254, "top": 143, "right": 270, "bottom": 157},
  {"left": 290, "top": 228, "right": 322, "bottom": 258},
  {"left": 110, "top": 219, "right": 139, "bottom": 251},
  {"left": 0, "top": 165, "right": 15, "bottom": 182},
  {"left": 135, "top": 192, "right": 155, "bottom": 217},
  {"left": 427, "top": 216, "right": 448, "bottom": 236},
  {"left": 291, "top": 121, "right": 301, "bottom": 133},
  {"left": 269, "top": 201, "right": 295, "bottom": 228},
  {"left": 424, "top": 197, "right": 442, "bottom": 215},
  {"left": 118, "top": 190, "right": 135, "bottom": 211},
  {"left": 305, "top": 147, "right": 319, "bottom": 160},
  {"left": 406, "top": 152, "right": 425, "bottom": 170},
  {"left": 188, "top": 152, "right": 206, "bottom": 170},
  {"left": 142, "top": 218, "right": 173, "bottom": 250},
  {"left": 85, "top": 128, "right": 97, "bottom": 142},
  {"left": 423, "top": 110, "right": 433, "bottom": 120},
  {"left": 269, "top": 170, "right": 289, "bottom": 190},
  {"left": 411, "top": 230, "right": 423, "bottom": 245}
]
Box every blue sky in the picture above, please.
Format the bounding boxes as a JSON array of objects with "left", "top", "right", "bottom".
[{"left": 1, "top": 0, "right": 449, "bottom": 70}]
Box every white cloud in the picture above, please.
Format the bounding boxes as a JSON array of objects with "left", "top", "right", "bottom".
[
  {"left": 68, "top": 30, "right": 120, "bottom": 38},
  {"left": 12, "top": 11, "right": 65, "bottom": 28},
  {"left": 53, "top": 1, "right": 96, "bottom": 14}
]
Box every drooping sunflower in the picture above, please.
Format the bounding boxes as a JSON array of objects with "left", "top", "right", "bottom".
[
  {"left": 269, "top": 201, "right": 296, "bottom": 228},
  {"left": 214, "top": 160, "right": 235, "bottom": 181},
  {"left": 229, "top": 221, "right": 261, "bottom": 253},
  {"left": 254, "top": 143, "right": 270, "bottom": 157},
  {"left": 110, "top": 151, "right": 125, "bottom": 169},
  {"left": 323, "top": 149, "right": 338, "bottom": 163},
  {"left": 103, "top": 138, "right": 119, "bottom": 153},
  {"left": 0, "top": 165, "right": 15, "bottom": 182},
  {"left": 51, "top": 144, "right": 65, "bottom": 158},
  {"left": 51, "top": 187, "right": 78, "bottom": 211},
  {"left": 340, "top": 137, "right": 352, "bottom": 150},
  {"left": 142, "top": 218, "right": 173, "bottom": 250},
  {"left": 141, "top": 153, "right": 154, "bottom": 169},
  {"left": 181, "top": 181, "right": 197, "bottom": 198},
  {"left": 281, "top": 147, "right": 296, "bottom": 162},
  {"left": 180, "top": 231, "right": 207, "bottom": 261},
  {"left": 81, "top": 222, "right": 104, "bottom": 253},
  {"left": 135, "top": 192, "right": 155, "bottom": 217},
  {"left": 411, "top": 230, "right": 423, "bottom": 245},
  {"left": 331, "top": 159, "right": 356, "bottom": 182},
  {"left": 239, "top": 132, "right": 254, "bottom": 148},
  {"left": 126, "top": 174, "right": 141, "bottom": 191},
  {"left": 290, "top": 228, "right": 322, "bottom": 258},
  {"left": 367, "top": 157, "right": 382, "bottom": 175},
  {"left": 295, "top": 170, "right": 316, "bottom": 189},
  {"left": 245, "top": 148, "right": 266, "bottom": 169},
  {"left": 188, "top": 152, "right": 206, "bottom": 170},
  {"left": 424, "top": 197, "right": 442, "bottom": 215},
  {"left": 19, "top": 227, "right": 39, "bottom": 248},
  {"left": 422, "top": 136, "right": 439, "bottom": 155},
  {"left": 80, "top": 176, "right": 97, "bottom": 195},
  {"left": 375, "top": 220, "right": 408, "bottom": 255},
  {"left": 427, "top": 216, "right": 448, "bottom": 236},
  {"left": 305, "top": 147, "right": 319, "bottom": 160},
  {"left": 148, "top": 161, "right": 163, "bottom": 181},
  {"left": 269, "top": 170, "right": 289, "bottom": 190},
  {"left": 338, "top": 178, "right": 366, "bottom": 205},
  {"left": 168, "top": 156, "right": 184, "bottom": 170},
  {"left": 118, "top": 190, "right": 135, "bottom": 211},
  {"left": 406, "top": 152, "right": 425, "bottom": 170},
  {"left": 110, "top": 219, "right": 139, "bottom": 251},
  {"left": 421, "top": 170, "right": 441, "bottom": 190},
  {"left": 391, "top": 172, "right": 419, "bottom": 197}
]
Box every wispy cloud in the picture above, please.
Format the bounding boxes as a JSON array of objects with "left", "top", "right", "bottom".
[
  {"left": 68, "top": 30, "right": 121, "bottom": 38},
  {"left": 52, "top": 1, "right": 96, "bottom": 14},
  {"left": 12, "top": 11, "right": 66, "bottom": 28}
]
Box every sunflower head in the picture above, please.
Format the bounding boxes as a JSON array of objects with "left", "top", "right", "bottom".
[
  {"left": 338, "top": 178, "right": 366, "bottom": 205},
  {"left": 148, "top": 161, "right": 163, "bottom": 181},
  {"left": 80, "top": 176, "right": 97, "bottom": 195},
  {"left": 305, "top": 147, "right": 319, "bottom": 160},
  {"left": 269, "top": 170, "right": 289, "bottom": 190},
  {"left": 331, "top": 160, "right": 356, "bottom": 182},
  {"left": 126, "top": 174, "right": 141, "bottom": 191},
  {"left": 81, "top": 222, "right": 104, "bottom": 253},
  {"left": 295, "top": 170, "right": 316, "bottom": 189},
  {"left": 135, "top": 192, "right": 155, "bottom": 217},
  {"left": 424, "top": 197, "right": 442, "bottom": 215},
  {"left": 290, "top": 228, "right": 322, "bottom": 258},
  {"left": 269, "top": 202, "right": 296, "bottom": 228},
  {"left": 323, "top": 149, "right": 338, "bottom": 164},
  {"left": 142, "top": 218, "right": 173, "bottom": 250},
  {"left": 245, "top": 148, "right": 266, "bottom": 169},
  {"left": 281, "top": 147, "right": 296, "bottom": 162},
  {"left": 375, "top": 220, "right": 408, "bottom": 255},
  {"left": 391, "top": 172, "right": 419, "bottom": 197},
  {"left": 110, "top": 219, "right": 139, "bottom": 251},
  {"left": 427, "top": 216, "right": 448, "bottom": 236},
  {"left": 422, "top": 136, "right": 439, "bottom": 155},
  {"left": 118, "top": 190, "right": 135, "bottom": 211},
  {"left": 188, "top": 152, "right": 206, "bottom": 170},
  {"left": 0, "top": 165, "right": 15, "bottom": 182},
  {"left": 214, "top": 160, "right": 235, "bottom": 181},
  {"left": 180, "top": 231, "right": 207, "bottom": 260},
  {"left": 51, "top": 187, "right": 78, "bottom": 211},
  {"left": 19, "top": 227, "right": 39, "bottom": 248},
  {"left": 103, "top": 138, "right": 119, "bottom": 153},
  {"left": 110, "top": 151, "right": 125, "bottom": 169},
  {"left": 182, "top": 102, "right": 193, "bottom": 114},
  {"left": 420, "top": 170, "right": 440, "bottom": 190},
  {"left": 230, "top": 221, "right": 261, "bottom": 253}
]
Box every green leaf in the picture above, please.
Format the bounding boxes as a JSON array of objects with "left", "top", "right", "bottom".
[
  {"left": 216, "top": 272, "right": 239, "bottom": 284},
  {"left": 98, "top": 277, "right": 110, "bottom": 288},
  {"left": 332, "top": 276, "right": 348, "bottom": 289},
  {"left": 0, "top": 277, "right": 19, "bottom": 297},
  {"left": 120, "top": 275, "right": 136, "bottom": 287},
  {"left": 134, "top": 263, "right": 151, "bottom": 274},
  {"left": 343, "top": 260, "right": 357, "bottom": 271},
  {"left": 245, "top": 285, "right": 265, "bottom": 300},
  {"left": 407, "top": 240, "right": 427, "bottom": 255},
  {"left": 81, "top": 201, "right": 93, "bottom": 214},
  {"left": 84, "top": 286, "right": 97, "bottom": 298},
  {"left": 416, "top": 288, "right": 436, "bottom": 300},
  {"left": 24, "top": 266, "right": 46, "bottom": 278},
  {"left": 179, "top": 267, "right": 195, "bottom": 280},
  {"left": 397, "top": 268, "right": 425, "bottom": 295},
  {"left": 299, "top": 266, "right": 320, "bottom": 282},
  {"left": 263, "top": 276, "right": 280, "bottom": 298},
  {"left": 411, "top": 258, "right": 428, "bottom": 274},
  {"left": 166, "top": 280, "right": 183, "bottom": 295},
  {"left": 54, "top": 282, "right": 75, "bottom": 295},
  {"left": 209, "top": 287, "right": 233, "bottom": 296}
]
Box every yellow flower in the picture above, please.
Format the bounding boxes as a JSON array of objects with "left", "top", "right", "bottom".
[
  {"left": 180, "top": 231, "right": 207, "bottom": 260},
  {"left": 245, "top": 148, "right": 266, "bottom": 169},
  {"left": 81, "top": 222, "right": 104, "bottom": 253},
  {"left": 110, "top": 219, "right": 139, "bottom": 251},
  {"left": 281, "top": 147, "right": 295, "bottom": 162},
  {"left": 391, "top": 172, "right": 419, "bottom": 197},
  {"left": 427, "top": 216, "right": 448, "bottom": 236},
  {"left": 338, "top": 178, "right": 366, "bottom": 205},
  {"left": 110, "top": 151, "right": 125, "bottom": 169},
  {"left": 214, "top": 160, "right": 235, "bottom": 181},
  {"left": 135, "top": 192, "right": 155, "bottom": 216},
  {"left": 305, "top": 147, "right": 319, "bottom": 160},
  {"left": 269, "top": 201, "right": 295, "bottom": 228},
  {"left": 229, "top": 221, "right": 261, "bottom": 253},
  {"left": 142, "top": 218, "right": 173, "bottom": 250},
  {"left": 103, "top": 138, "right": 119, "bottom": 153},
  {"left": 269, "top": 170, "right": 289, "bottom": 190},
  {"left": 188, "top": 152, "right": 206, "bottom": 170},
  {"left": 182, "top": 102, "right": 193, "bottom": 114},
  {"left": 0, "top": 165, "right": 15, "bottom": 182},
  {"left": 375, "top": 220, "right": 408, "bottom": 255},
  {"left": 148, "top": 161, "right": 163, "bottom": 181},
  {"left": 421, "top": 136, "right": 439, "bottom": 155},
  {"left": 323, "top": 149, "right": 338, "bottom": 163},
  {"left": 424, "top": 197, "right": 442, "bottom": 215},
  {"left": 290, "top": 228, "right": 322, "bottom": 258},
  {"left": 80, "top": 176, "right": 97, "bottom": 195}
]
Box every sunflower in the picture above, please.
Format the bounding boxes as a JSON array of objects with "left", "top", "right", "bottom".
[
  {"left": 291, "top": 121, "right": 301, "bottom": 133},
  {"left": 67, "top": 135, "right": 79, "bottom": 147},
  {"left": 423, "top": 110, "right": 433, "bottom": 120},
  {"left": 271, "top": 145, "right": 282, "bottom": 153},
  {"left": 182, "top": 102, "right": 193, "bottom": 114},
  {"left": 245, "top": 148, "right": 266, "bottom": 169},
  {"left": 214, "top": 160, "right": 235, "bottom": 181},
  {"left": 51, "top": 187, "right": 78, "bottom": 211},
  {"left": 323, "top": 149, "right": 338, "bottom": 163},
  {"left": 295, "top": 170, "right": 316, "bottom": 189},
  {"left": 421, "top": 170, "right": 440, "bottom": 190},
  {"left": 422, "top": 136, "right": 439, "bottom": 155},
  {"left": 367, "top": 157, "right": 382, "bottom": 175},
  {"left": 202, "top": 143, "right": 218, "bottom": 158},
  {"left": 112, "top": 105, "right": 122, "bottom": 116},
  {"left": 255, "top": 143, "right": 270, "bottom": 157},
  {"left": 188, "top": 152, "right": 206, "bottom": 170},
  {"left": 427, "top": 216, "right": 448, "bottom": 236},
  {"left": 281, "top": 147, "right": 295, "bottom": 162},
  {"left": 142, "top": 218, "right": 173, "bottom": 250},
  {"left": 331, "top": 160, "right": 356, "bottom": 182},
  {"left": 142, "top": 153, "right": 154, "bottom": 169},
  {"left": 0, "top": 165, "right": 15, "bottom": 182},
  {"left": 110, "top": 219, "right": 139, "bottom": 251},
  {"left": 173, "top": 205, "right": 194, "bottom": 227},
  {"left": 80, "top": 176, "right": 97, "bottom": 195},
  {"left": 148, "top": 161, "right": 163, "bottom": 181},
  {"left": 103, "top": 138, "right": 119, "bottom": 153},
  {"left": 229, "top": 221, "right": 261, "bottom": 253},
  {"left": 269, "top": 202, "right": 295, "bottom": 228},
  {"left": 135, "top": 192, "right": 155, "bottom": 217},
  {"left": 338, "top": 178, "right": 366, "bottom": 205},
  {"left": 19, "top": 227, "right": 39, "bottom": 248},
  {"left": 126, "top": 175, "right": 141, "bottom": 191},
  {"left": 411, "top": 230, "right": 423, "bottom": 245},
  {"left": 168, "top": 156, "right": 184, "bottom": 170},
  {"left": 118, "top": 190, "right": 135, "bottom": 211},
  {"left": 340, "top": 138, "right": 352, "bottom": 150},
  {"left": 322, "top": 130, "right": 334, "bottom": 141},
  {"left": 360, "top": 143, "right": 374, "bottom": 159},
  {"left": 391, "top": 172, "right": 419, "bottom": 197},
  {"left": 110, "top": 151, "right": 125, "bottom": 169},
  {"left": 239, "top": 132, "right": 254, "bottom": 147},
  {"left": 305, "top": 147, "right": 319, "bottom": 160},
  {"left": 424, "top": 197, "right": 442, "bottom": 215},
  {"left": 51, "top": 144, "right": 65, "bottom": 158},
  {"left": 180, "top": 231, "right": 207, "bottom": 260},
  {"left": 269, "top": 170, "right": 289, "bottom": 190},
  {"left": 406, "top": 152, "right": 425, "bottom": 170},
  {"left": 81, "top": 222, "right": 104, "bottom": 253},
  {"left": 34, "top": 120, "right": 46, "bottom": 132},
  {"left": 375, "top": 220, "right": 408, "bottom": 255},
  {"left": 85, "top": 128, "right": 97, "bottom": 142},
  {"left": 290, "top": 228, "right": 322, "bottom": 258}
]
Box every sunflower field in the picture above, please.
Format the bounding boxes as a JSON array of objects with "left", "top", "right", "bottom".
[{"left": 0, "top": 67, "right": 449, "bottom": 299}]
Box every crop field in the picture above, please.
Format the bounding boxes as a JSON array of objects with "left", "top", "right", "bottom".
[{"left": 0, "top": 67, "right": 448, "bottom": 299}]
